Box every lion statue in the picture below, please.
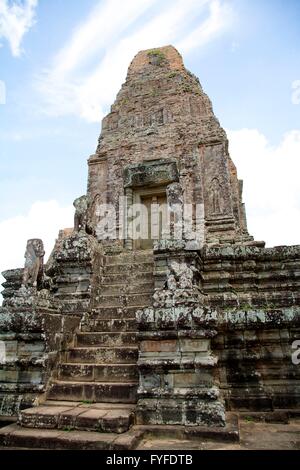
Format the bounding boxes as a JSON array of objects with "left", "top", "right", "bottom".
[{"left": 22, "top": 239, "right": 45, "bottom": 288}]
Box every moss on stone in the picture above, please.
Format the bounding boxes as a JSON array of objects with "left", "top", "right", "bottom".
[
  {"left": 167, "top": 71, "right": 178, "bottom": 79},
  {"left": 147, "top": 49, "right": 166, "bottom": 66}
]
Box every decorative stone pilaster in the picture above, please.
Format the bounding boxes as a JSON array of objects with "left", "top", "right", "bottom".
[
  {"left": 124, "top": 188, "right": 134, "bottom": 250},
  {"left": 136, "top": 240, "right": 226, "bottom": 426}
]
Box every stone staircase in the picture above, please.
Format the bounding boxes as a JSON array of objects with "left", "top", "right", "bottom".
[
  {"left": 47, "top": 250, "right": 154, "bottom": 405},
  {"left": 0, "top": 250, "right": 154, "bottom": 449}
]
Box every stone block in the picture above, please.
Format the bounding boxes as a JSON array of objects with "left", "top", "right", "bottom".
[
  {"left": 257, "top": 330, "right": 281, "bottom": 343},
  {"left": 140, "top": 339, "right": 177, "bottom": 353},
  {"left": 163, "top": 374, "right": 174, "bottom": 389},
  {"left": 75, "top": 409, "right": 107, "bottom": 431},
  {"left": 179, "top": 338, "right": 210, "bottom": 353},
  {"left": 58, "top": 407, "right": 86, "bottom": 429},
  {"left": 174, "top": 371, "right": 213, "bottom": 388},
  {"left": 140, "top": 373, "right": 161, "bottom": 389},
  {"left": 101, "top": 410, "right": 134, "bottom": 434},
  {"left": 18, "top": 341, "right": 45, "bottom": 356},
  {"left": 3, "top": 341, "right": 17, "bottom": 361}
]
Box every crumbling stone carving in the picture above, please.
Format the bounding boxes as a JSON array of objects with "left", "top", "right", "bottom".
[
  {"left": 210, "top": 178, "right": 223, "bottom": 214},
  {"left": 22, "top": 239, "right": 45, "bottom": 288},
  {"left": 166, "top": 182, "right": 183, "bottom": 207},
  {"left": 153, "top": 259, "right": 199, "bottom": 308},
  {"left": 166, "top": 182, "right": 183, "bottom": 238},
  {"left": 170, "top": 260, "right": 196, "bottom": 289},
  {"left": 89, "top": 193, "right": 101, "bottom": 232},
  {"left": 73, "top": 195, "right": 88, "bottom": 233}
]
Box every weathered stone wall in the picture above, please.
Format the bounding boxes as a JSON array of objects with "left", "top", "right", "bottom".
[
  {"left": 136, "top": 242, "right": 300, "bottom": 425},
  {"left": 202, "top": 245, "right": 300, "bottom": 309},
  {"left": 0, "top": 297, "right": 46, "bottom": 416},
  {"left": 201, "top": 245, "right": 300, "bottom": 411},
  {"left": 0, "top": 298, "right": 81, "bottom": 416},
  {"left": 0, "top": 232, "right": 100, "bottom": 417},
  {"left": 215, "top": 308, "right": 300, "bottom": 411}
]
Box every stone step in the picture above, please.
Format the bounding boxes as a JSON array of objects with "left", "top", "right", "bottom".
[
  {"left": 0, "top": 423, "right": 141, "bottom": 450},
  {"left": 54, "top": 292, "right": 90, "bottom": 300},
  {"left": 55, "top": 274, "right": 91, "bottom": 284},
  {"left": 43, "top": 400, "right": 135, "bottom": 409},
  {"left": 58, "top": 363, "right": 138, "bottom": 383},
  {"left": 88, "top": 306, "right": 140, "bottom": 320},
  {"left": 80, "top": 318, "right": 137, "bottom": 332},
  {"left": 76, "top": 332, "right": 137, "bottom": 347},
  {"left": 104, "top": 250, "right": 153, "bottom": 265},
  {"left": 102, "top": 271, "right": 154, "bottom": 285},
  {"left": 19, "top": 404, "right": 135, "bottom": 434},
  {"left": 96, "top": 293, "right": 152, "bottom": 308},
  {"left": 104, "top": 262, "right": 153, "bottom": 275},
  {"left": 47, "top": 381, "right": 138, "bottom": 403},
  {"left": 100, "top": 283, "right": 153, "bottom": 296},
  {"left": 67, "top": 346, "right": 138, "bottom": 364}
]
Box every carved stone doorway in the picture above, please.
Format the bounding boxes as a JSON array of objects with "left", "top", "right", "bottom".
[
  {"left": 126, "top": 187, "right": 168, "bottom": 250},
  {"left": 124, "top": 159, "right": 179, "bottom": 250},
  {"left": 138, "top": 192, "right": 167, "bottom": 250}
]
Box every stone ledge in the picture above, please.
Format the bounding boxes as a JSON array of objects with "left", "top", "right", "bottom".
[
  {"left": 137, "top": 386, "right": 221, "bottom": 400},
  {"left": 204, "top": 244, "right": 300, "bottom": 260},
  {"left": 138, "top": 355, "right": 218, "bottom": 369},
  {"left": 134, "top": 412, "right": 239, "bottom": 442},
  {"left": 0, "top": 423, "right": 142, "bottom": 450}
]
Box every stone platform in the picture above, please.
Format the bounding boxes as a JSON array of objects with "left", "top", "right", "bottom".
[
  {"left": 0, "top": 410, "right": 239, "bottom": 450},
  {"left": 1, "top": 414, "right": 300, "bottom": 450},
  {"left": 0, "top": 423, "right": 142, "bottom": 450},
  {"left": 18, "top": 402, "right": 135, "bottom": 433},
  {"left": 137, "top": 416, "right": 300, "bottom": 450}
]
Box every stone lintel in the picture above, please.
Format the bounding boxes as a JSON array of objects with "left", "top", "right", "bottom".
[
  {"left": 88, "top": 154, "right": 107, "bottom": 166},
  {"left": 124, "top": 159, "right": 179, "bottom": 188}
]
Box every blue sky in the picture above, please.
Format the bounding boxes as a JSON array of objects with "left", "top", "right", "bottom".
[{"left": 0, "top": 0, "right": 300, "bottom": 282}]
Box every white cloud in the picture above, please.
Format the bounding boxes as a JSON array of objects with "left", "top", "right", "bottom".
[
  {"left": 53, "top": 0, "right": 156, "bottom": 78},
  {"left": 35, "top": 0, "right": 233, "bottom": 122},
  {"left": 227, "top": 128, "right": 300, "bottom": 247},
  {"left": 0, "top": 200, "right": 73, "bottom": 299},
  {"left": 177, "top": 0, "right": 232, "bottom": 53},
  {"left": 0, "top": 0, "right": 38, "bottom": 57}
]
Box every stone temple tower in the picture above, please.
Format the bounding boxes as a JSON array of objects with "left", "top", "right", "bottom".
[
  {"left": 87, "top": 45, "right": 251, "bottom": 247},
  {"left": 0, "top": 46, "right": 299, "bottom": 449}
]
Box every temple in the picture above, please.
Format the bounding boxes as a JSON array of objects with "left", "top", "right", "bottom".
[{"left": 0, "top": 46, "right": 299, "bottom": 449}]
